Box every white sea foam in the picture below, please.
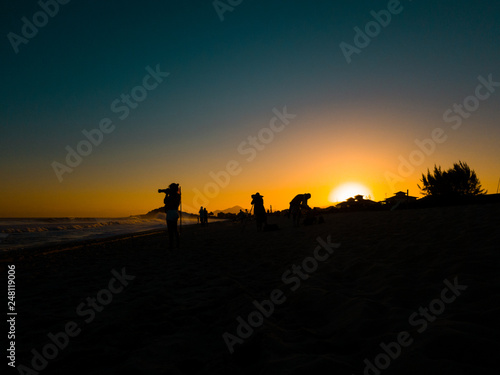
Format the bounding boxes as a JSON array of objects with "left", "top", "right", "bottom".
[{"left": 0, "top": 214, "right": 198, "bottom": 251}]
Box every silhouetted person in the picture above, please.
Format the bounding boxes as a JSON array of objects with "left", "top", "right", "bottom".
[
  {"left": 237, "top": 209, "right": 245, "bottom": 222},
  {"left": 159, "top": 183, "right": 180, "bottom": 249},
  {"left": 251, "top": 192, "right": 267, "bottom": 231},
  {"left": 199, "top": 206, "right": 204, "bottom": 225},
  {"left": 203, "top": 208, "right": 208, "bottom": 225},
  {"left": 238, "top": 209, "right": 249, "bottom": 232},
  {"left": 289, "top": 193, "right": 311, "bottom": 227}
]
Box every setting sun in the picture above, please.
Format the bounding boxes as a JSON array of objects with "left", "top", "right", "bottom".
[{"left": 328, "top": 182, "right": 373, "bottom": 203}]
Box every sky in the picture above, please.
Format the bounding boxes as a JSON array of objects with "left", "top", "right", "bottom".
[{"left": 1, "top": 0, "right": 499, "bottom": 217}]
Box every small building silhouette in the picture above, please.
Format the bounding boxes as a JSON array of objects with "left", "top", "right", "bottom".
[
  {"left": 385, "top": 191, "right": 418, "bottom": 206},
  {"left": 336, "top": 195, "right": 380, "bottom": 209}
]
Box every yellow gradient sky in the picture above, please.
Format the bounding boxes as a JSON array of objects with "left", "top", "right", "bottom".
[
  {"left": 1, "top": 107, "right": 498, "bottom": 217},
  {"left": 1, "top": 2, "right": 499, "bottom": 217}
]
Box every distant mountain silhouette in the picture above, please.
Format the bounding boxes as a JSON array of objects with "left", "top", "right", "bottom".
[
  {"left": 139, "top": 207, "right": 198, "bottom": 219},
  {"left": 213, "top": 205, "right": 246, "bottom": 215}
]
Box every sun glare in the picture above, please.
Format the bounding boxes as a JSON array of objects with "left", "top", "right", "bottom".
[{"left": 328, "top": 182, "right": 372, "bottom": 203}]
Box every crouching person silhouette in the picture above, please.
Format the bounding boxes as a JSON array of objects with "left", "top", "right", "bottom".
[
  {"left": 159, "top": 183, "right": 181, "bottom": 249},
  {"left": 289, "top": 193, "right": 311, "bottom": 227}
]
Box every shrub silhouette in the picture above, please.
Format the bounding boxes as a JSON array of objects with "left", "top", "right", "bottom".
[{"left": 419, "top": 161, "right": 486, "bottom": 197}]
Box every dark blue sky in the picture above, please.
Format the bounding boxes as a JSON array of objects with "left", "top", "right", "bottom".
[{"left": 1, "top": 0, "right": 499, "bottom": 216}]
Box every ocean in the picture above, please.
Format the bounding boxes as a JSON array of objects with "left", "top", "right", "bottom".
[{"left": 0, "top": 214, "right": 198, "bottom": 252}]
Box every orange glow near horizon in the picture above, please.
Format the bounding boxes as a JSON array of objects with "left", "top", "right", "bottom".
[
  {"left": 0, "top": 168, "right": 496, "bottom": 218},
  {"left": 1, "top": 110, "right": 499, "bottom": 218}
]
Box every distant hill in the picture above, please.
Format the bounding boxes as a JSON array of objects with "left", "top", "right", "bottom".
[
  {"left": 213, "top": 205, "right": 246, "bottom": 215},
  {"left": 138, "top": 207, "right": 199, "bottom": 219},
  {"left": 137, "top": 206, "right": 245, "bottom": 219}
]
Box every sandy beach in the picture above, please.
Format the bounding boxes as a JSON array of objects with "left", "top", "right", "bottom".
[{"left": 3, "top": 202, "right": 500, "bottom": 375}]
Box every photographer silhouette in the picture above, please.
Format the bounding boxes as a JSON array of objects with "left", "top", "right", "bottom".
[{"left": 158, "top": 183, "right": 181, "bottom": 249}]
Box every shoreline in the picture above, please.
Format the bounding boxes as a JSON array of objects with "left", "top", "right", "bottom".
[
  {"left": 0, "top": 219, "right": 228, "bottom": 261},
  {"left": 3, "top": 200, "right": 499, "bottom": 259}
]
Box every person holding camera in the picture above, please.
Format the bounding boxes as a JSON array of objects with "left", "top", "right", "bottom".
[{"left": 159, "top": 183, "right": 181, "bottom": 249}]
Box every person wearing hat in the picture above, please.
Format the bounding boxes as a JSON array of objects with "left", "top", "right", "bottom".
[
  {"left": 251, "top": 192, "right": 267, "bottom": 231},
  {"left": 162, "top": 183, "right": 181, "bottom": 249}
]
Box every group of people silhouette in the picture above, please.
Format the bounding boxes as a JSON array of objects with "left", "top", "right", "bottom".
[
  {"left": 251, "top": 192, "right": 312, "bottom": 230},
  {"left": 159, "top": 182, "right": 313, "bottom": 249},
  {"left": 198, "top": 206, "right": 208, "bottom": 225}
]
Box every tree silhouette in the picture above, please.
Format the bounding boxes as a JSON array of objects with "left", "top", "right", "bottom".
[{"left": 419, "top": 161, "right": 486, "bottom": 197}]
